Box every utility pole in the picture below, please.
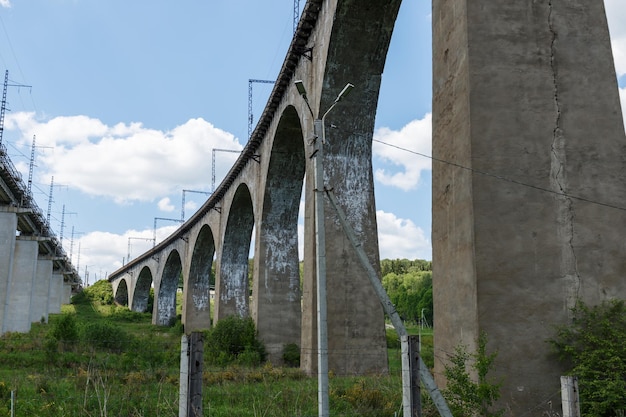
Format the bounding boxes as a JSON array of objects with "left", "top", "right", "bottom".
[
  {"left": 153, "top": 217, "right": 183, "bottom": 247},
  {"left": 127, "top": 237, "right": 155, "bottom": 262},
  {"left": 59, "top": 205, "right": 77, "bottom": 249},
  {"left": 248, "top": 79, "right": 274, "bottom": 139},
  {"left": 27, "top": 135, "right": 53, "bottom": 194},
  {"left": 47, "top": 176, "right": 54, "bottom": 225},
  {"left": 211, "top": 148, "right": 241, "bottom": 192},
  {"left": 0, "top": 70, "right": 32, "bottom": 147},
  {"left": 293, "top": 0, "right": 300, "bottom": 33},
  {"left": 181, "top": 189, "right": 211, "bottom": 222},
  {"left": 295, "top": 79, "right": 451, "bottom": 417}
]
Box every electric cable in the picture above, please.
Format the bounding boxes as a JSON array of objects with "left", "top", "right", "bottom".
[{"left": 373, "top": 138, "right": 626, "bottom": 213}]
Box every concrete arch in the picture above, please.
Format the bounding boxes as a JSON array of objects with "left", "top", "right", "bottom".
[
  {"left": 156, "top": 250, "right": 182, "bottom": 326},
  {"left": 215, "top": 183, "right": 254, "bottom": 320},
  {"left": 132, "top": 266, "right": 153, "bottom": 313},
  {"left": 252, "top": 105, "right": 305, "bottom": 363},
  {"left": 184, "top": 224, "right": 215, "bottom": 331},
  {"left": 114, "top": 278, "right": 129, "bottom": 307},
  {"left": 297, "top": 0, "right": 400, "bottom": 376}
]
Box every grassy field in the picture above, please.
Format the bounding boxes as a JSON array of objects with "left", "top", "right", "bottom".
[{"left": 0, "top": 287, "right": 434, "bottom": 417}]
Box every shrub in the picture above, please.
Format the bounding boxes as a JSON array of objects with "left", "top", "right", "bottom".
[
  {"left": 83, "top": 280, "right": 114, "bottom": 305},
  {"left": 443, "top": 332, "right": 503, "bottom": 417},
  {"left": 82, "top": 321, "right": 133, "bottom": 352},
  {"left": 282, "top": 343, "right": 300, "bottom": 367},
  {"left": 110, "top": 307, "right": 150, "bottom": 322},
  {"left": 549, "top": 299, "right": 626, "bottom": 417},
  {"left": 204, "top": 315, "right": 265, "bottom": 366},
  {"left": 50, "top": 313, "right": 79, "bottom": 348}
]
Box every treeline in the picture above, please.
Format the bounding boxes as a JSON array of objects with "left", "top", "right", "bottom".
[{"left": 381, "top": 259, "right": 433, "bottom": 325}]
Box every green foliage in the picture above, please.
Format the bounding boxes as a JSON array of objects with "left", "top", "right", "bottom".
[
  {"left": 549, "top": 299, "right": 626, "bottom": 417},
  {"left": 282, "top": 343, "right": 300, "bottom": 367},
  {"left": 0, "top": 381, "right": 10, "bottom": 417},
  {"left": 382, "top": 267, "right": 433, "bottom": 324},
  {"left": 205, "top": 315, "right": 266, "bottom": 367},
  {"left": 81, "top": 279, "right": 115, "bottom": 305},
  {"left": 443, "top": 332, "right": 503, "bottom": 417},
  {"left": 110, "top": 307, "right": 150, "bottom": 322},
  {"left": 82, "top": 321, "right": 134, "bottom": 352},
  {"left": 330, "top": 378, "right": 399, "bottom": 417},
  {"left": 380, "top": 258, "right": 432, "bottom": 277},
  {"left": 50, "top": 313, "right": 79, "bottom": 347}
]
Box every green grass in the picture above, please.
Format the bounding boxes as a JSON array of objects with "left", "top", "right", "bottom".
[{"left": 0, "top": 288, "right": 434, "bottom": 416}]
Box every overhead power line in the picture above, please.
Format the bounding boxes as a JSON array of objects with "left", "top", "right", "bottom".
[{"left": 373, "top": 138, "right": 626, "bottom": 213}]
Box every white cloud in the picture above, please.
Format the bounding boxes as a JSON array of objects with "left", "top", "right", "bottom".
[
  {"left": 73, "top": 225, "right": 179, "bottom": 281},
  {"left": 158, "top": 197, "right": 175, "bottom": 212},
  {"left": 606, "top": 0, "right": 626, "bottom": 78},
  {"left": 0, "top": 0, "right": 11, "bottom": 8},
  {"left": 5, "top": 113, "right": 242, "bottom": 203},
  {"left": 373, "top": 114, "right": 431, "bottom": 191},
  {"left": 376, "top": 210, "right": 431, "bottom": 260}
]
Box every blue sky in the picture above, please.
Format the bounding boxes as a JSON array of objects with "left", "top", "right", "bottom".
[{"left": 1, "top": 1, "right": 624, "bottom": 283}]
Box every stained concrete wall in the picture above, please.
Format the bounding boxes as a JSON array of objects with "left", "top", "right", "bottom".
[
  {"left": 299, "top": 0, "right": 401, "bottom": 376},
  {"left": 62, "top": 283, "right": 72, "bottom": 304},
  {"left": 433, "top": 0, "right": 626, "bottom": 414},
  {"left": 0, "top": 212, "right": 17, "bottom": 334},
  {"left": 30, "top": 258, "right": 52, "bottom": 324},
  {"left": 3, "top": 238, "right": 38, "bottom": 333},
  {"left": 48, "top": 273, "right": 63, "bottom": 314}
]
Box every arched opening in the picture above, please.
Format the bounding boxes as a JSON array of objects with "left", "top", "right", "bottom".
[
  {"left": 253, "top": 105, "right": 305, "bottom": 364},
  {"left": 185, "top": 224, "right": 216, "bottom": 331},
  {"left": 156, "top": 250, "right": 182, "bottom": 326},
  {"left": 114, "top": 278, "right": 129, "bottom": 307},
  {"left": 216, "top": 183, "right": 254, "bottom": 320},
  {"left": 132, "top": 266, "right": 153, "bottom": 313}
]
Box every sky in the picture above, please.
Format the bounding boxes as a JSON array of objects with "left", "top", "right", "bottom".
[{"left": 0, "top": 1, "right": 624, "bottom": 284}]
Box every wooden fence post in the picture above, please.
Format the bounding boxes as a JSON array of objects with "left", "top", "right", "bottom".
[
  {"left": 408, "top": 335, "right": 422, "bottom": 416},
  {"left": 188, "top": 331, "right": 204, "bottom": 417}
]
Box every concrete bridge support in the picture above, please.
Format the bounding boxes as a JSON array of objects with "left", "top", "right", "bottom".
[
  {"left": 3, "top": 237, "right": 38, "bottom": 333},
  {"left": 30, "top": 258, "right": 53, "bottom": 324},
  {"left": 0, "top": 211, "right": 17, "bottom": 333},
  {"left": 62, "top": 282, "right": 72, "bottom": 304},
  {"left": 48, "top": 272, "right": 64, "bottom": 315},
  {"left": 433, "top": 0, "right": 626, "bottom": 414}
]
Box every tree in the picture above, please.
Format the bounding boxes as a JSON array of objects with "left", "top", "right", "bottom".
[
  {"left": 549, "top": 299, "right": 626, "bottom": 416},
  {"left": 381, "top": 265, "right": 433, "bottom": 323}
]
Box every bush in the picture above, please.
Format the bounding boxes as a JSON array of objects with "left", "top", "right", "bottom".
[
  {"left": 443, "top": 332, "right": 503, "bottom": 417},
  {"left": 83, "top": 280, "right": 114, "bottom": 305},
  {"left": 50, "top": 314, "right": 79, "bottom": 348},
  {"left": 82, "top": 321, "right": 133, "bottom": 352},
  {"left": 204, "top": 315, "right": 265, "bottom": 367},
  {"left": 549, "top": 299, "right": 626, "bottom": 417},
  {"left": 282, "top": 343, "right": 300, "bottom": 367}
]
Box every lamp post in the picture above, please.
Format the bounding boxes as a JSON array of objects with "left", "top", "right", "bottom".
[{"left": 295, "top": 79, "right": 353, "bottom": 417}]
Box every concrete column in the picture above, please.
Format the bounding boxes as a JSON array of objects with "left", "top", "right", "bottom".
[
  {"left": 0, "top": 212, "right": 17, "bottom": 335},
  {"left": 30, "top": 258, "right": 53, "bottom": 324},
  {"left": 62, "top": 282, "right": 72, "bottom": 304},
  {"left": 432, "top": 0, "right": 626, "bottom": 414},
  {"left": 48, "top": 272, "right": 63, "bottom": 314},
  {"left": 3, "top": 237, "right": 38, "bottom": 333}
]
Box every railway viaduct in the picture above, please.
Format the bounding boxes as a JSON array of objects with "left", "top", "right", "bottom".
[{"left": 108, "top": 0, "right": 626, "bottom": 414}]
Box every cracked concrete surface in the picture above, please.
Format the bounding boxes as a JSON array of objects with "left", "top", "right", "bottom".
[{"left": 433, "top": 0, "right": 626, "bottom": 414}]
